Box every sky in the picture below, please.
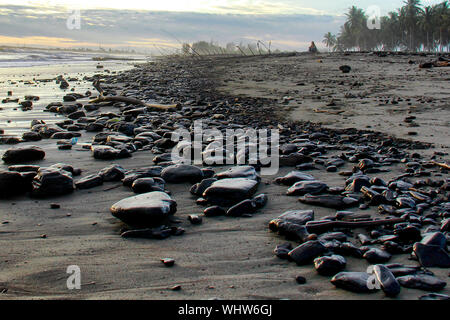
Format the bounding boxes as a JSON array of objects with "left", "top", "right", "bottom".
[{"left": 0, "top": 0, "right": 445, "bottom": 53}]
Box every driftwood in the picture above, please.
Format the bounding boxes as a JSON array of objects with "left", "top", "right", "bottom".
[
  {"left": 90, "top": 80, "right": 178, "bottom": 111},
  {"left": 313, "top": 108, "right": 345, "bottom": 115},
  {"left": 431, "top": 161, "right": 450, "bottom": 170},
  {"left": 305, "top": 217, "right": 405, "bottom": 233}
]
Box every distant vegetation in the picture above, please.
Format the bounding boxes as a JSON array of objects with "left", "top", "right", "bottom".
[
  {"left": 180, "top": 40, "right": 281, "bottom": 56},
  {"left": 323, "top": 0, "right": 449, "bottom": 52},
  {"left": 0, "top": 45, "right": 141, "bottom": 54}
]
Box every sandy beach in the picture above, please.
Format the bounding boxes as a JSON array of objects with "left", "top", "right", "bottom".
[{"left": 0, "top": 52, "right": 448, "bottom": 300}]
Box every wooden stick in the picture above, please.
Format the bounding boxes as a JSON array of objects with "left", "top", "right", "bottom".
[
  {"left": 431, "top": 161, "right": 450, "bottom": 170},
  {"left": 90, "top": 80, "right": 178, "bottom": 111},
  {"left": 306, "top": 217, "right": 405, "bottom": 233},
  {"left": 313, "top": 108, "right": 345, "bottom": 115}
]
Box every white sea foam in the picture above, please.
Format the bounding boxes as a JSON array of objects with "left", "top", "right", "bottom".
[{"left": 0, "top": 48, "right": 144, "bottom": 68}]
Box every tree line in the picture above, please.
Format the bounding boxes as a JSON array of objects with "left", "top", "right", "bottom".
[
  {"left": 323, "top": 0, "right": 449, "bottom": 52},
  {"left": 181, "top": 40, "right": 281, "bottom": 56}
]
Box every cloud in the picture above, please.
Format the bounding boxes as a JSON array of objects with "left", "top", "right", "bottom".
[{"left": 0, "top": 4, "right": 345, "bottom": 52}]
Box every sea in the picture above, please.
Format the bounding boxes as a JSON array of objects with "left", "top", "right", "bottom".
[{"left": 0, "top": 48, "right": 147, "bottom": 150}]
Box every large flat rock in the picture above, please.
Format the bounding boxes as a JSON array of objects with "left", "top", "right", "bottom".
[
  {"left": 203, "top": 178, "right": 259, "bottom": 206},
  {"left": 110, "top": 191, "right": 177, "bottom": 227}
]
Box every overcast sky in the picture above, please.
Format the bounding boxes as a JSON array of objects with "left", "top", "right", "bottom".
[{"left": 0, "top": 0, "right": 444, "bottom": 52}]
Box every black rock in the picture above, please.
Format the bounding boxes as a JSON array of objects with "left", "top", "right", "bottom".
[
  {"left": 50, "top": 163, "right": 80, "bottom": 176},
  {"left": 154, "top": 138, "right": 177, "bottom": 149},
  {"left": 98, "top": 164, "right": 126, "bottom": 182},
  {"left": 201, "top": 168, "right": 215, "bottom": 179},
  {"left": 319, "top": 232, "right": 347, "bottom": 242},
  {"left": 335, "top": 242, "right": 364, "bottom": 258},
  {"left": 188, "top": 215, "right": 202, "bottom": 225},
  {"left": 161, "top": 258, "right": 175, "bottom": 267},
  {"left": 274, "top": 171, "right": 315, "bottom": 186},
  {"left": 31, "top": 167, "right": 75, "bottom": 197},
  {"left": 121, "top": 167, "right": 163, "bottom": 186},
  {"left": 363, "top": 248, "right": 392, "bottom": 263},
  {"left": 339, "top": 65, "right": 351, "bottom": 73},
  {"left": 314, "top": 255, "right": 346, "bottom": 276},
  {"left": 161, "top": 164, "right": 204, "bottom": 184},
  {"left": 2, "top": 146, "right": 45, "bottom": 164},
  {"left": 326, "top": 166, "right": 337, "bottom": 172},
  {"left": 63, "top": 94, "right": 77, "bottom": 102},
  {"left": 397, "top": 274, "right": 447, "bottom": 291},
  {"left": 394, "top": 224, "right": 422, "bottom": 242},
  {"left": 203, "top": 178, "right": 259, "bottom": 206},
  {"left": 20, "top": 100, "right": 33, "bottom": 108},
  {"left": 204, "top": 206, "right": 226, "bottom": 217},
  {"left": 75, "top": 174, "right": 103, "bottom": 189},
  {"left": 253, "top": 194, "right": 268, "bottom": 209},
  {"left": 331, "top": 272, "right": 375, "bottom": 293},
  {"left": 295, "top": 275, "right": 307, "bottom": 284},
  {"left": 132, "top": 178, "right": 165, "bottom": 193},
  {"left": 413, "top": 243, "right": 450, "bottom": 268},
  {"left": 190, "top": 178, "right": 217, "bottom": 196},
  {"left": 58, "top": 143, "right": 72, "bottom": 150},
  {"left": 215, "top": 166, "right": 260, "bottom": 181},
  {"left": 86, "top": 123, "right": 104, "bottom": 132},
  {"left": 385, "top": 263, "right": 421, "bottom": 277},
  {"left": 420, "top": 232, "right": 447, "bottom": 248},
  {"left": 91, "top": 145, "right": 122, "bottom": 160},
  {"left": 227, "top": 199, "right": 257, "bottom": 217},
  {"left": 382, "top": 241, "right": 405, "bottom": 254},
  {"left": 22, "top": 131, "right": 42, "bottom": 142},
  {"left": 287, "top": 180, "right": 328, "bottom": 196},
  {"left": 299, "top": 194, "right": 359, "bottom": 209},
  {"left": 360, "top": 186, "right": 384, "bottom": 205},
  {"left": 0, "top": 171, "right": 31, "bottom": 197},
  {"left": 51, "top": 132, "right": 77, "bottom": 140},
  {"left": 358, "top": 234, "right": 374, "bottom": 246},
  {"left": 269, "top": 210, "right": 314, "bottom": 242},
  {"left": 441, "top": 218, "right": 449, "bottom": 232},
  {"left": 68, "top": 111, "right": 86, "bottom": 120},
  {"left": 274, "top": 242, "right": 293, "bottom": 260},
  {"left": 373, "top": 264, "right": 401, "bottom": 297},
  {"left": 110, "top": 191, "right": 177, "bottom": 227},
  {"left": 345, "top": 176, "right": 371, "bottom": 192},
  {"left": 358, "top": 159, "right": 374, "bottom": 171},
  {"left": 288, "top": 240, "right": 327, "bottom": 265},
  {"left": 296, "top": 163, "right": 316, "bottom": 171},
  {"left": 396, "top": 197, "right": 416, "bottom": 209},
  {"left": 279, "top": 153, "right": 312, "bottom": 166}
]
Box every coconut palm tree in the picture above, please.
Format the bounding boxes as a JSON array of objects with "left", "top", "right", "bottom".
[
  {"left": 402, "top": 0, "right": 423, "bottom": 50},
  {"left": 322, "top": 32, "right": 337, "bottom": 51},
  {"left": 345, "top": 6, "right": 368, "bottom": 50},
  {"left": 418, "top": 6, "right": 434, "bottom": 51},
  {"left": 434, "top": 1, "right": 449, "bottom": 51},
  {"left": 328, "top": 1, "right": 449, "bottom": 52}
]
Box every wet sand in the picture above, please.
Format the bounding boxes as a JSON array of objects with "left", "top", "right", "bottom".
[
  {"left": 217, "top": 52, "right": 450, "bottom": 155},
  {"left": 0, "top": 53, "right": 448, "bottom": 300}
]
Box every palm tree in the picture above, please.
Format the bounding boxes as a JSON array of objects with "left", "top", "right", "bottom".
[
  {"left": 402, "top": 0, "right": 423, "bottom": 50},
  {"left": 435, "top": 1, "right": 449, "bottom": 51},
  {"left": 418, "top": 6, "right": 434, "bottom": 51},
  {"left": 345, "top": 6, "right": 368, "bottom": 50},
  {"left": 322, "top": 32, "right": 337, "bottom": 51},
  {"left": 327, "top": 1, "right": 449, "bottom": 52}
]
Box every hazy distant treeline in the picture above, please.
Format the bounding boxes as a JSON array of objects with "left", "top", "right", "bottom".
[
  {"left": 181, "top": 40, "right": 281, "bottom": 56},
  {"left": 323, "top": 0, "right": 449, "bottom": 52}
]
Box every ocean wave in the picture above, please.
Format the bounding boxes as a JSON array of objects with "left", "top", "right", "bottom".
[{"left": 0, "top": 50, "right": 97, "bottom": 68}]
